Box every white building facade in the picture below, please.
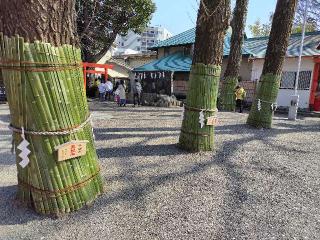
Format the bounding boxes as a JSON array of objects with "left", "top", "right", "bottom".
[{"left": 114, "top": 26, "right": 172, "bottom": 56}]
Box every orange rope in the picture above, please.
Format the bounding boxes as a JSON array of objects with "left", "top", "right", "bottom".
[
  {"left": 0, "top": 65, "right": 83, "bottom": 72},
  {"left": 18, "top": 168, "right": 101, "bottom": 197},
  {"left": 0, "top": 60, "right": 82, "bottom": 66}
]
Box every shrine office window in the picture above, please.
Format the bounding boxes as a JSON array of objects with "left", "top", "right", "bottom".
[{"left": 280, "top": 71, "right": 312, "bottom": 90}]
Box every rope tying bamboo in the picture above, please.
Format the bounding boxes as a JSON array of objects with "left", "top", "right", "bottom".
[
  {"left": 256, "top": 98, "right": 278, "bottom": 111},
  {"left": 18, "top": 168, "right": 101, "bottom": 197},
  {"left": 200, "top": 0, "right": 223, "bottom": 18},
  {"left": 181, "top": 129, "right": 210, "bottom": 137},
  {"left": 9, "top": 115, "right": 92, "bottom": 136},
  {"left": 0, "top": 65, "right": 82, "bottom": 72},
  {"left": 0, "top": 60, "right": 81, "bottom": 65},
  {"left": 184, "top": 105, "right": 217, "bottom": 113}
]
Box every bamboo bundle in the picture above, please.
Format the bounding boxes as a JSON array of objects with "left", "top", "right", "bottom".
[
  {"left": 179, "top": 63, "right": 221, "bottom": 152},
  {"left": 0, "top": 33, "right": 103, "bottom": 216},
  {"left": 220, "top": 76, "right": 238, "bottom": 111},
  {"left": 247, "top": 74, "right": 281, "bottom": 128}
]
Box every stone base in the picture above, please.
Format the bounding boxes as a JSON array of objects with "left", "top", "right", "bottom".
[{"left": 142, "top": 93, "right": 182, "bottom": 107}]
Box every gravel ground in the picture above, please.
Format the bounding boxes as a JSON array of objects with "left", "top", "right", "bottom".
[{"left": 0, "top": 101, "right": 320, "bottom": 240}]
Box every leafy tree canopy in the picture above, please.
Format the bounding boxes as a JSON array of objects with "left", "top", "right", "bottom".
[
  {"left": 248, "top": 0, "right": 319, "bottom": 37},
  {"left": 295, "top": 0, "right": 320, "bottom": 29},
  {"left": 76, "top": 0, "right": 156, "bottom": 62}
]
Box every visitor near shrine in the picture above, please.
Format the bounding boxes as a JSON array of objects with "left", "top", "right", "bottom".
[
  {"left": 98, "top": 81, "right": 107, "bottom": 102},
  {"left": 235, "top": 85, "right": 246, "bottom": 113},
  {"left": 133, "top": 79, "right": 143, "bottom": 106}
]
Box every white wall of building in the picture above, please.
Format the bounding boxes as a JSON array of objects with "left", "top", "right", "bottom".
[
  {"left": 251, "top": 57, "right": 315, "bottom": 108},
  {"left": 114, "top": 26, "right": 172, "bottom": 56}
]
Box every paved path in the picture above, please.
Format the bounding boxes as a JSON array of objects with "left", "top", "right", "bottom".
[{"left": 0, "top": 102, "right": 320, "bottom": 240}]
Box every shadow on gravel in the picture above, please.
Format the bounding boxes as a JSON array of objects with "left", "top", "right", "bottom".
[
  {"left": 1, "top": 119, "right": 318, "bottom": 231},
  {"left": 0, "top": 152, "right": 15, "bottom": 166},
  {"left": 91, "top": 106, "right": 181, "bottom": 114},
  {"left": 0, "top": 185, "right": 42, "bottom": 225},
  {"left": 95, "top": 127, "right": 180, "bottom": 133},
  {"left": 97, "top": 143, "right": 183, "bottom": 158},
  {"left": 93, "top": 121, "right": 318, "bottom": 238},
  {"left": 0, "top": 113, "right": 10, "bottom": 123}
]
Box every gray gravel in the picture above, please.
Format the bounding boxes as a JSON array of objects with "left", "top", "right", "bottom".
[{"left": 0, "top": 101, "right": 320, "bottom": 240}]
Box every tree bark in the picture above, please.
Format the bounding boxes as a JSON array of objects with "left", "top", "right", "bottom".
[
  {"left": 247, "top": 0, "right": 298, "bottom": 128},
  {"left": 220, "top": 0, "right": 249, "bottom": 111},
  {"left": 0, "top": 0, "right": 103, "bottom": 216},
  {"left": 179, "top": 0, "right": 230, "bottom": 152},
  {"left": 0, "top": 0, "right": 79, "bottom": 46}
]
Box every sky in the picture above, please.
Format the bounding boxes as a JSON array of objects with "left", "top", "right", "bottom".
[{"left": 151, "top": 0, "right": 277, "bottom": 37}]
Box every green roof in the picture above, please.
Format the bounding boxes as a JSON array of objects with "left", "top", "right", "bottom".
[
  {"left": 151, "top": 28, "right": 320, "bottom": 58},
  {"left": 152, "top": 28, "right": 254, "bottom": 56},
  {"left": 135, "top": 29, "right": 320, "bottom": 72},
  {"left": 244, "top": 31, "right": 320, "bottom": 58},
  {"left": 152, "top": 28, "right": 196, "bottom": 48},
  {"left": 134, "top": 52, "right": 192, "bottom": 72}
]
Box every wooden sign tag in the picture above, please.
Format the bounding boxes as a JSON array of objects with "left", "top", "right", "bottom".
[
  {"left": 206, "top": 116, "right": 218, "bottom": 126},
  {"left": 54, "top": 140, "right": 89, "bottom": 162}
]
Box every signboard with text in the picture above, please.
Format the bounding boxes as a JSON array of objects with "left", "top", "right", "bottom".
[{"left": 55, "top": 140, "right": 89, "bottom": 162}]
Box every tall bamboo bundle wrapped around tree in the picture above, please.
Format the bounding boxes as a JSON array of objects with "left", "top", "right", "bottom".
[
  {"left": 220, "top": 0, "right": 249, "bottom": 111},
  {"left": 247, "top": 0, "right": 298, "bottom": 128},
  {"left": 0, "top": 0, "right": 103, "bottom": 216},
  {"left": 179, "top": 0, "right": 230, "bottom": 152}
]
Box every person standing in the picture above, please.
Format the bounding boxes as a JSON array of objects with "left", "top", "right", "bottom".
[
  {"left": 105, "top": 79, "right": 113, "bottom": 101},
  {"left": 133, "top": 79, "right": 142, "bottom": 106},
  {"left": 98, "top": 80, "right": 107, "bottom": 102},
  {"left": 235, "top": 85, "right": 246, "bottom": 113},
  {"left": 117, "top": 80, "right": 126, "bottom": 107}
]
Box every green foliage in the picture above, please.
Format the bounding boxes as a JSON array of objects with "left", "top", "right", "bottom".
[
  {"left": 248, "top": 13, "right": 273, "bottom": 37},
  {"left": 76, "top": 0, "right": 156, "bottom": 61},
  {"left": 249, "top": 1, "right": 320, "bottom": 38},
  {"left": 292, "top": 22, "right": 317, "bottom": 33},
  {"left": 295, "top": 0, "right": 320, "bottom": 30}
]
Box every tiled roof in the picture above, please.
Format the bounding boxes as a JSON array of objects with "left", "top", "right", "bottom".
[
  {"left": 244, "top": 31, "right": 320, "bottom": 58},
  {"left": 136, "top": 29, "right": 320, "bottom": 72},
  {"left": 151, "top": 28, "right": 320, "bottom": 58},
  {"left": 134, "top": 52, "right": 192, "bottom": 72},
  {"left": 152, "top": 28, "right": 196, "bottom": 48},
  {"left": 152, "top": 28, "right": 253, "bottom": 56}
]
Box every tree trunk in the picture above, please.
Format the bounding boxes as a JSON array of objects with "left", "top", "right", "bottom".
[
  {"left": 220, "top": 0, "right": 249, "bottom": 111},
  {"left": 0, "top": 0, "right": 103, "bottom": 216},
  {"left": 179, "top": 0, "right": 230, "bottom": 152},
  {"left": 247, "top": 0, "right": 298, "bottom": 128}
]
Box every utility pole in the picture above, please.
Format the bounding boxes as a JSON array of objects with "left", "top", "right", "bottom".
[{"left": 288, "top": 0, "right": 309, "bottom": 120}]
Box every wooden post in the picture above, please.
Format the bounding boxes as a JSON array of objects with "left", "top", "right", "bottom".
[
  {"left": 309, "top": 60, "right": 320, "bottom": 106},
  {"left": 83, "top": 63, "right": 87, "bottom": 89}
]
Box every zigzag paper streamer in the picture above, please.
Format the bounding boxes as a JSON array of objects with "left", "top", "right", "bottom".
[
  {"left": 17, "top": 127, "right": 30, "bottom": 168},
  {"left": 199, "top": 110, "right": 205, "bottom": 128}
]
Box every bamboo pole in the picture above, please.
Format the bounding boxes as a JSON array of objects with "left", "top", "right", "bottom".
[
  {"left": 179, "top": 64, "right": 221, "bottom": 152},
  {"left": 220, "top": 76, "right": 238, "bottom": 111},
  {"left": 0, "top": 34, "right": 103, "bottom": 216}
]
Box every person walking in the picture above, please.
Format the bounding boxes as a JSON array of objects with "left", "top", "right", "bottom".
[
  {"left": 98, "top": 80, "right": 107, "bottom": 102},
  {"left": 235, "top": 85, "right": 246, "bottom": 113},
  {"left": 133, "top": 79, "right": 142, "bottom": 106},
  {"left": 117, "top": 80, "right": 126, "bottom": 107}
]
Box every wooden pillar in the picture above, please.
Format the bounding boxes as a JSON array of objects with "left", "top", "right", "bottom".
[
  {"left": 83, "top": 63, "right": 87, "bottom": 89},
  {"left": 309, "top": 61, "right": 320, "bottom": 106},
  {"left": 105, "top": 68, "right": 108, "bottom": 81}
]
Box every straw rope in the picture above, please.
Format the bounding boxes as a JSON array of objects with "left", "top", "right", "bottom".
[
  {"left": 9, "top": 115, "right": 92, "bottom": 136},
  {"left": 0, "top": 65, "right": 82, "bottom": 72},
  {"left": 181, "top": 128, "right": 210, "bottom": 137},
  {"left": 18, "top": 168, "right": 101, "bottom": 197},
  {"left": 200, "top": 0, "right": 223, "bottom": 18},
  {"left": 0, "top": 60, "right": 81, "bottom": 65},
  {"left": 184, "top": 105, "right": 217, "bottom": 113}
]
